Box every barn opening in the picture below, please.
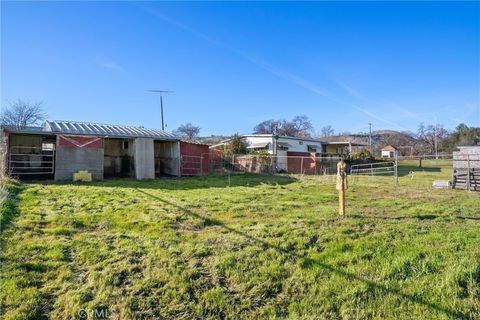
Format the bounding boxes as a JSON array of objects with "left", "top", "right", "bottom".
[
  {"left": 154, "top": 140, "right": 180, "bottom": 177},
  {"left": 7, "top": 132, "right": 56, "bottom": 180},
  {"left": 103, "top": 138, "right": 134, "bottom": 178}
]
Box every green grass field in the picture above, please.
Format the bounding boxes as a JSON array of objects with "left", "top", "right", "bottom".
[{"left": 1, "top": 161, "right": 479, "bottom": 319}]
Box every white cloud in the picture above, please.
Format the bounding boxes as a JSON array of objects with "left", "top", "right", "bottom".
[{"left": 91, "top": 56, "right": 125, "bottom": 73}]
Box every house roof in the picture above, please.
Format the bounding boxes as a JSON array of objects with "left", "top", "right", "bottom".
[
  {"left": 43, "top": 120, "right": 178, "bottom": 140},
  {"left": 247, "top": 141, "right": 271, "bottom": 148},
  {"left": 242, "top": 134, "right": 326, "bottom": 143},
  {"left": 381, "top": 145, "right": 398, "bottom": 151},
  {"left": 326, "top": 141, "right": 368, "bottom": 147}
]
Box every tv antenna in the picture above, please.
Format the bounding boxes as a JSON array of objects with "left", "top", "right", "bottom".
[{"left": 148, "top": 90, "right": 173, "bottom": 130}]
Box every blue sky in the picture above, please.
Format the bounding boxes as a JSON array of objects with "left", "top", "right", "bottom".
[{"left": 1, "top": 1, "right": 479, "bottom": 135}]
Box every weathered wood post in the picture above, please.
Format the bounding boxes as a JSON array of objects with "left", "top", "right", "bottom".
[
  {"left": 394, "top": 153, "right": 398, "bottom": 187},
  {"left": 467, "top": 154, "right": 471, "bottom": 192},
  {"left": 336, "top": 160, "right": 348, "bottom": 218}
]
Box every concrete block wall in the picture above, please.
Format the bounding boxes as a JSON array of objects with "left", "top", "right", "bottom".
[{"left": 55, "top": 146, "right": 104, "bottom": 181}]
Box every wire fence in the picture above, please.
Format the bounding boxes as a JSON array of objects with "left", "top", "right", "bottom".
[
  {"left": 178, "top": 151, "right": 480, "bottom": 192},
  {"left": 180, "top": 153, "right": 343, "bottom": 176}
]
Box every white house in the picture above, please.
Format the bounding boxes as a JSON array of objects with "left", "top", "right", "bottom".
[
  {"left": 210, "top": 134, "right": 324, "bottom": 171},
  {"left": 242, "top": 134, "right": 322, "bottom": 153},
  {"left": 211, "top": 134, "right": 365, "bottom": 172},
  {"left": 381, "top": 145, "right": 398, "bottom": 158}
]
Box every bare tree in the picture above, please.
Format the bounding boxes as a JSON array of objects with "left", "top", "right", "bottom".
[
  {"left": 173, "top": 123, "right": 201, "bottom": 141},
  {"left": 286, "top": 115, "right": 313, "bottom": 137},
  {"left": 253, "top": 119, "right": 278, "bottom": 134},
  {"left": 320, "top": 125, "right": 335, "bottom": 137},
  {"left": 0, "top": 100, "right": 46, "bottom": 129},
  {"left": 415, "top": 123, "right": 449, "bottom": 154},
  {"left": 253, "top": 116, "right": 313, "bottom": 137}
]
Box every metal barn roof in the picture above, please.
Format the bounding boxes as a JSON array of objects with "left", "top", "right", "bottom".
[{"left": 43, "top": 120, "right": 178, "bottom": 140}]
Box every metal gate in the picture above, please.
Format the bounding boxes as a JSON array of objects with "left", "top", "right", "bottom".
[
  {"left": 350, "top": 160, "right": 398, "bottom": 186},
  {"left": 8, "top": 146, "right": 55, "bottom": 176},
  {"left": 181, "top": 155, "right": 203, "bottom": 176}
]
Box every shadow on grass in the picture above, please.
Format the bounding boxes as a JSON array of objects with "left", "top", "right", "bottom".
[
  {"left": 0, "top": 182, "right": 25, "bottom": 232},
  {"left": 136, "top": 188, "right": 466, "bottom": 319},
  {"left": 47, "top": 173, "right": 297, "bottom": 191},
  {"left": 397, "top": 165, "right": 442, "bottom": 177}
]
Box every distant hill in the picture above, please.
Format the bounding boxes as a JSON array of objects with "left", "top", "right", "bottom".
[
  {"left": 320, "top": 130, "right": 418, "bottom": 156},
  {"left": 197, "top": 135, "right": 230, "bottom": 146}
]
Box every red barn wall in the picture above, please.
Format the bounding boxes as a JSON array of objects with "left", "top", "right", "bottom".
[
  {"left": 180, "top": 141, "right": 210, "bottom": 175},
  {"left": 57, "top": 135, "right": 103, "bottom": 148}
]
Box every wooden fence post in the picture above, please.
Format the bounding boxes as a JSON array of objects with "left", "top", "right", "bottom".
[
  {"left": 336, "top": 160, "right": 347, "bottom": 218},
  {"left": 394, "top": 153, "right": 398, "bottom": 187},
  {"left": 467, "top": 154, "right": 471, "bottom": 192}
]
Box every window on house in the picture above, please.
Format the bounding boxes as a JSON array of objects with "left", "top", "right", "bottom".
[
  {"left": 123, "top": 141, "right": 129, "bottom": 149},
  {"left": 307, "top": 146, "right": 317, "bottom": 152}
]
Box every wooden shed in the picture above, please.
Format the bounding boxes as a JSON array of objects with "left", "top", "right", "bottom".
[{"left": 452, "top": 146, "right": 480, "bottom": 191}]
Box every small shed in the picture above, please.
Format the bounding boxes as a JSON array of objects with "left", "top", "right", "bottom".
[
  {"left": 452, "top": 146, "right": 480, "bottom": 191},
  {"left": 381, "top": 145, "right": 398, "bottom": 158}
]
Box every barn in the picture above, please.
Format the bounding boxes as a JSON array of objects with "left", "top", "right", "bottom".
[{"left": 2, "top": 120, "right": 181, "bottom": 181}]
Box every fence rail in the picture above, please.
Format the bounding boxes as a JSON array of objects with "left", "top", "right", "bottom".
[{"left": 350, "top": 157, "right": 398, "bottom": 186}]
